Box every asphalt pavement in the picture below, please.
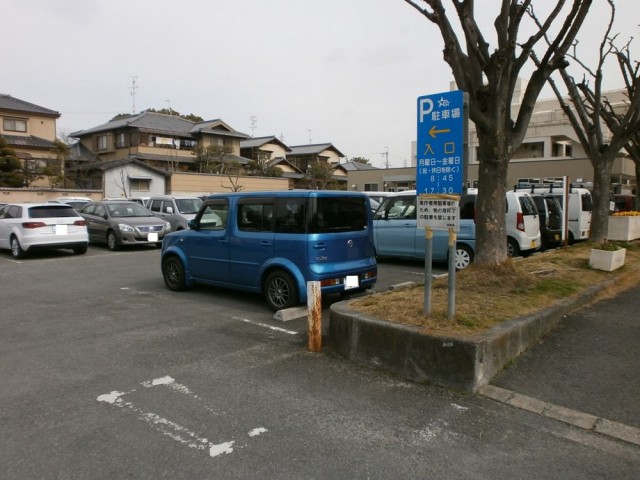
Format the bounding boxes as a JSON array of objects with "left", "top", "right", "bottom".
[
  {"left": 488, "top": 282, "right": 640, "bottom": 439},
  {"left": 1, "top": 248, "right": 638, "bottom": 478}
]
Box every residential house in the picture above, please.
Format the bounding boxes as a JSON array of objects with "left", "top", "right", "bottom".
[
  {"left": 0, "top": 94, "right": 62, "bottom": 187},
  {"left": 70, "top": 112, "right": 251, "bottom": 170},
  {"left": 240, "top": 135, "right": 291, "bottom": 163},
  {"left": 69, "top": 112, "right": 252, "bottom": 194},
  {"left": 282, "top": 143, "right": 347, "bottom": 188}
]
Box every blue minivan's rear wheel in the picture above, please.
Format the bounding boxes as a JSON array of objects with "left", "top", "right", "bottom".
[
  {"left": 265, "top": 270, "right": 297, "bottom": 311},
  {"left": 163, "top": 256, "right": 186, "bottom": 291}
]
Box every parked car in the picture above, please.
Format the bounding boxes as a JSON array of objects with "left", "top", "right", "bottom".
[
  {"left": 514, "top": 184, "right": 592, "bottom": 243},
  {"left": 372, "top": 189, "right": 542, "bottom": 265},
  {"left": 49, "top": 196, "right": 93, "bottom": 211},
  {"left": 0, "top": 203, "right": 88, "bottom": 258},
  {"left": 530, "top": 193, "right": 563, "bottom": 250},
  {"left": 372, "top": 191, "right": 476, "bottom": 269},
  {"left": 148, "top": 195, "right": 203, "bottom": 231},
  {"left": 161, "top": 190, "right": 377, "bottom": 311},
  {"left": 79, "top": 201, "right": 171, "bottom": 250},
  {"left": 505, "top": 190, "right": 542, "bottom": 257}
]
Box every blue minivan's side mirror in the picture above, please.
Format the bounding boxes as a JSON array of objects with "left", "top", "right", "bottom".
[{"left": 187, "top": 219, "right": 197, "bottom": 230}]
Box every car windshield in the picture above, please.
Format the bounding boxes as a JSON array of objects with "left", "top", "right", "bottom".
[
  {"left": 175, "top": 198, "right": 203, "bottom": 214},
  {"left": 28, "top": 205, "right": 79, "bottom": 218},
  {"left": 106, "top": 203, "right": 153, "bottom": 217}
]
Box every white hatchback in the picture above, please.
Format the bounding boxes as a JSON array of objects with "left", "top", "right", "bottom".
[{"left": 0, "top": 203, "right": 89, "bottom": 259}]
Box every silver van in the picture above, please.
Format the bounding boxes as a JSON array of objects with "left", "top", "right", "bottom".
[{"left": 148, "top": 196, "right": 203, "bottom": 231}]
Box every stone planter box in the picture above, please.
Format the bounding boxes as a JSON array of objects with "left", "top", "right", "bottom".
[
  {"left": 589, "top": 247, "right": 626, "bottom": 272},
  {"left": 329, "top": 284, "right": 607, "bottom": 393},
  {"left": 607, "top": 215, "right": 640, "bottom": 241}
]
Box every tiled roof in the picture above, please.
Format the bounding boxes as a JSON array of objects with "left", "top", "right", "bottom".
[
  {"left": 288, "top": 143, "right": 345, "bottom": 157},
  {"left": 240, "top": 136, "right": 291, "bottom": 151},
  {"left": 340, "top": 160, "right": 379, "bottom": 171},
  {"left": 1, "top": 134, "right": 56, "bottom": 149},
  {"left": 0, "top": 94, "right": 60, "bottom": 117},
  {"left": 191, "top": 119, "right": 250, "bottom": 139},
  {"left": 70, "top": 112, "right": 249, "bottom": 140},
  {"left": 79, "top": 157, "right": 171, "bottom": 176},
  {"left": 70, "top": 111, "right": 195, "bottom": 137}
]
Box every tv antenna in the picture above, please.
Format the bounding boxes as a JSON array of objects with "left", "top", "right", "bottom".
[
  {"left": 128, "top": 75, "right": 138, "bottom": 114},
  {"left": 250, "top": 115, "right": 257, "bottom": 137}
]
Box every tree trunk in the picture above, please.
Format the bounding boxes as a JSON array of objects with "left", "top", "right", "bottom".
[
  {"left": 636, "top": 159, "right": 640, "bottom": 211},
  {"left": 475, "top": 134, "right": 509, "bottom": 265},
  {"left": 590, "top": 154, "right": 615, "bottom": 243}
]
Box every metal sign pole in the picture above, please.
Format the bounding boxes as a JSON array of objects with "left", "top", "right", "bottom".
[
  {"left": 448, "top": 228, "right": 457, "bottom": 320},
  {"left": 424, "top": 226, "right": 433, "bottom": 316}
]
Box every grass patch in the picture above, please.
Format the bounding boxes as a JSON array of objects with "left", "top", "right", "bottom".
[{"left": 350, "top": 240, "right": 640, "bottom": 336}]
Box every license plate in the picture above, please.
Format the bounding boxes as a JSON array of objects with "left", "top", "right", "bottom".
[
  {"left": 531, "top": 240, "right": 537, "bottom": 248},
  {"left": 554, "top": 234, "right": 560, "bottom": 241},
  {"left": 54, "top": 224, "right": 68, "bottom": 235},
  {"left": 344, "top": 275, "right": 359, "bottom": 290},
  {"left": 148, "top": 232, "right": 158, "bottom": 242}
]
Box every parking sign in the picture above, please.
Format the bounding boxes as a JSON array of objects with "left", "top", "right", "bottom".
[{"left": 416, "top": 90, "right": 466, "bottom": 194}]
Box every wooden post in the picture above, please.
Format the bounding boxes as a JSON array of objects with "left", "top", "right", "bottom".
[{"left": 307, "top": 281, "right": 322, "bottom": 352}]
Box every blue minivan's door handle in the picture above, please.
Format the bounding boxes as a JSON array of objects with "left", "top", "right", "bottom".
[
  {"left": 313, "top": 243, "right": 326, "bottom": 249},
  {"left": 260, "top": 241, "right": 272, "bottom": 247},
  {"left": 217, "top": 238, "right": 229, "bottom": 245}
]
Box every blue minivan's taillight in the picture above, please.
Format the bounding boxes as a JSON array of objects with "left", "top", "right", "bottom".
[{"left": 321, "top": 278, "right": 344, "bottom": 287}]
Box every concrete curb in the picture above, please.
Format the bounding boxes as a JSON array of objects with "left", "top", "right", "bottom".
[
  {"left": 329, "top": 282, "right": 609, "bottom": 393},
  {"left": 479, "top": 385, "right": 640, "bottom": 447}
]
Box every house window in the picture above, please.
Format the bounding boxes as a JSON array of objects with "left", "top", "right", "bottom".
[
  {"left": 364, "top": 183, "right": 379, "bottom": 192},
  {"left": 97, "top": 135, "right": 108, "bottom": 150},
  {"left": 116, "top": 133, "right": 126, "bottom": 148},
  {"left": 3, "top": 117, "right": 27, "bottom": 132},
  {"left": 129, "top": 178, "right": 151, "bottom": 192}
]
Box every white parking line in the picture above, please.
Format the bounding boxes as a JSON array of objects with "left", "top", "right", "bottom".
[
  {"left": 232, "top": 316, "right": 299, "bottom": 335},
  {"left": 97, "top": 375, "right": 268, "bottom": 458}
]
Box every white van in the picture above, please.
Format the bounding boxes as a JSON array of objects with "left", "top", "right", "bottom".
[
  {"left": 514, "top": 184, "right": 592, "bottom": 242},
  {"left": 505, "top": 191, "right": 541, "bottom": 256}
]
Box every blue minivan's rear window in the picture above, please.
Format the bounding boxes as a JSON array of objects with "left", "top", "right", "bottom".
[{"left": 310, "top": 197, "right": 368, "bottom": 233}]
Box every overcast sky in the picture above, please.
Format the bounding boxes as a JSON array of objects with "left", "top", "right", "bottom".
[{"left": 4, "top": 0, "right": 638, "bottom": 168}]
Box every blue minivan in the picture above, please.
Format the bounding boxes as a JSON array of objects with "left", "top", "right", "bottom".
[{"left": 161, "top": 190, "right": 378, "bottom": 311}]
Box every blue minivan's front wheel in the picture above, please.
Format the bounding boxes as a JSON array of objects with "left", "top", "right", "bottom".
[
  {"left": 163, "top": 256, "right": 186, "bottom": 291},
  {"left": 265, "top": 270, "right": 298, "bottom": 311}
]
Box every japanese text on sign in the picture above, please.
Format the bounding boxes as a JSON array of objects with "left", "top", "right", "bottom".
[
  {"left": 416, "top": 90, "right": 465, "bottom": 195},
  {"left": 417, "top": 194, "right": 460, "bottom": 231}
]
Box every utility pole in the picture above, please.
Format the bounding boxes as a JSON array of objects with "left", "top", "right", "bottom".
[
  {"left": 165, "top": 99, "right": 172, "bottom": 115},
  {"left": 384, "top": 146, "right": 389, "bottom": 169},
  {"left": 308, "top": 129, "right": 312, "bottom": 144},
  {"left": 128, "top": 76, "right": 138, "bottom": 114},
  {"left": 250, "top": 116, "right": 257, "bottom": 137}
]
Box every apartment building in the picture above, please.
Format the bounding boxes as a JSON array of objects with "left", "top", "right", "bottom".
[{"left": 349, "top": 82, "right": 636, "bottom": 193}]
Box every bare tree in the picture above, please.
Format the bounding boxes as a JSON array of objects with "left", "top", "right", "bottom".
[
  {"left": 532, "top": 1, "right": 640, "bottom": 242},
  {"left": 403, "top": 0, "right": 592, "bottom": 265},
  {"left": 110, "top": 169, "right": 131, "bottom": 198},
  {"left": 222, "top": 165, "right": 245, "bottom": 192}
]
